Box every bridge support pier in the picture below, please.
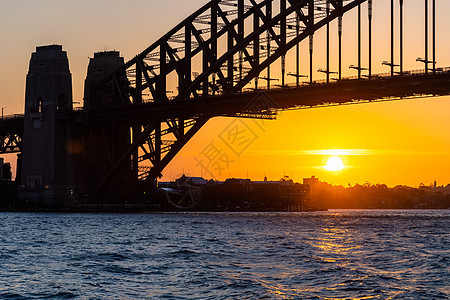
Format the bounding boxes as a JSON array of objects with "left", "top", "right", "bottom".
[
  {"left": 20, "top": 45, "right": 75, "bottom": 206},
  {"left": 83, "top": 51, "right": 134, "bottom": 201}
]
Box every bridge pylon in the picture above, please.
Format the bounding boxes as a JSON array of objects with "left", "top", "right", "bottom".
[
  {"left": 20, "top": 45, "right": 75, "bottom": 205},
  {"left": 82, "top": 51, "right": 136, "bottom": 201}
]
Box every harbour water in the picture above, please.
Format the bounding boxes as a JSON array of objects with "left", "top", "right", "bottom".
[{"left": 0, "top": 210, "right": 448, "bottom": 299}]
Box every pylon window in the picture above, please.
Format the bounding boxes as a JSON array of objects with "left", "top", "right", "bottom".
[
  {"left": 57, "top": 94, "right": 67, "bottom": 111},
  {"left": 36, "top": 96, "right": 43, "bottom": 113}
]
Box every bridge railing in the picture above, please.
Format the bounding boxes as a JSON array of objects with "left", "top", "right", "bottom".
[
  {"left": 0, "top": 114, "right": 24, "bottom": 121},
  {"left": 238, "top": 67, "right": 450, "bottom": 94}
]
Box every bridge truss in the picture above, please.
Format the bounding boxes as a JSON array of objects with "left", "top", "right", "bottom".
[
  {"left": 87, "top": 0, "right": 446, "bottom": 199},
  {"left": 0, "top": 116, "right": 23, "bottom": 154}
]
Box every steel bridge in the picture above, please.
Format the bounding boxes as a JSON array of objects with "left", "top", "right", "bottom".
[{"left": 1, "top": 0, "right": 449, "bottom": 201}]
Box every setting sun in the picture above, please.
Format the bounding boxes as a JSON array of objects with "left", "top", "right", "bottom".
[{"left": 324, "top": 156, "right": 345, "bottom": 172}]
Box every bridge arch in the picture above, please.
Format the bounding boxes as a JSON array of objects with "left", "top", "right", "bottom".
[
  {"left": 191, "top": 0, "right": 367, "bottom": 94},
  {"left": 85, "top": 0, "right": 449, "bottom": 199},
  {"left": 87, "top": 0, "right": 380, "bottom": 196},
  {"left": 93, "top": 0, "right": 367, "bottom": 105}
]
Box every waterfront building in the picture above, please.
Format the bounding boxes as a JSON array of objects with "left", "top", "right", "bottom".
[{"left": 163, "top": 176, "right": 311, "bottom": 211}]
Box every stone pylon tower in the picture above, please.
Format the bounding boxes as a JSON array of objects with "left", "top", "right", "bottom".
[
  {"left": 83, "top": 51, "right": 133, "bottom": 199},
  {"left": 21, "top": 45, "right": 74, "bottom": 205}
]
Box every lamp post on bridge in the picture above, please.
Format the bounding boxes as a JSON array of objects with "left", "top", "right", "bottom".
[
  {"left": 1, "top": 107, "right": 6, "bottom": 120},
  {"left": 349, "top": 65, "right": 368, "bottom": 78}
]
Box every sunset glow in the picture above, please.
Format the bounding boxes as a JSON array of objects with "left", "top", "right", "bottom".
[
  {"left": 0, "top": 1, "right": 447, "bottom": 298},
  {"left": 0, "top": 0, "right": 449, "bottom": 187}
]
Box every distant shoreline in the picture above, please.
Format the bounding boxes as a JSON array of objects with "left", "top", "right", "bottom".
[{"left": 1, "top": 207, "right": 449, "bottom": 214}]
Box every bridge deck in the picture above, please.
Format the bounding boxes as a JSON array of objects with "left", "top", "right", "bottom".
[
  {"left": 84, "top": 69, "right": 450, "bottom": 121},
  {"left": 1, "top": 69, "right": 448, "bottom": 155}
]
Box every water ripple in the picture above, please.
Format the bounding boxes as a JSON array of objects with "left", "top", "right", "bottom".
[{"left": 0, "top": 210, "right": 448, "bottom": 299}]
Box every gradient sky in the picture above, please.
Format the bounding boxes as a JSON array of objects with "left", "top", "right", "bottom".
[{"left": 1, "top": 0, "right": 449, "bottom": 187}]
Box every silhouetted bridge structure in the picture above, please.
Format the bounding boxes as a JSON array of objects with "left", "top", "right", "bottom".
[{"left": 0, "top": 0, "right": 448, "bottom": 203}]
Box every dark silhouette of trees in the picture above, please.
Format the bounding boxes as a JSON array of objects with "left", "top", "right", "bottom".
[{"left": 309, "top": 180, "right": 450, "bottom": 209}]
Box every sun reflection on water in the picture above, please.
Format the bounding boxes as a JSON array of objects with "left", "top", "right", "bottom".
[{"left": 313, "top": 226, "right": 362, "bottom": 257}]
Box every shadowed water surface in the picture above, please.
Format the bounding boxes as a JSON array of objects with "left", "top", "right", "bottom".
[{"left": 0, "top": 210, "right": 448, "bottom": 299}]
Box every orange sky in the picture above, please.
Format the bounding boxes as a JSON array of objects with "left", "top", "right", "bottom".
[{"left": 0, "top": 0, "right": 449, "bottom": 187}]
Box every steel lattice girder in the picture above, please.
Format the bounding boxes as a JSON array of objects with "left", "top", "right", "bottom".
[
  {"left": 89, "top": 0, "right": 370, "bottom": 196},
  {"left": 0, "top": 133, "right": 22, "bottom": 153},
  {"left": 93, "top": 0, "right": 367, "bottom": 104},
  {"left": 91, "top": 116, "right": 210, "bottom": 197},
  {"left": 0, "top": 117, "right": 24, "bottom": 154}
]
